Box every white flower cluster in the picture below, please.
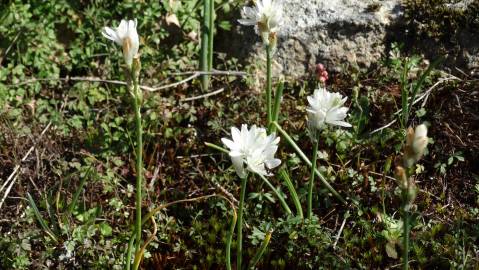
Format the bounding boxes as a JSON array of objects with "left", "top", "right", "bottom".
[
  {"left": 238, "top": 0, "right": 283, "bottom": 46},
  {"left": 222, "top": 124, "right": 281, "bottom": 178},
  {"left": 102, "top": 19, "right": 139, "bottom": 67},
  {"left": 306, "top": 88, "right": 352, "bottom": 130}
]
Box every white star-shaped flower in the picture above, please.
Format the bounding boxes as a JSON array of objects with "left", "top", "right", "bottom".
[
  {"left": 306, "top": 88, "right": 352, "bottom": 129},
  {"left": 221, "top": 124, "right": 281, "bottom": 178}
]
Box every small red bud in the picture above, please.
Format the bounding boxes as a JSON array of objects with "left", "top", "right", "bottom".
[{"left": 315, "top": 63, "right": 329, "bottom": 84}]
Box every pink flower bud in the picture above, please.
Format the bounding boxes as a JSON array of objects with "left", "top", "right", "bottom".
[{"left": 315, "top": 64, "right": 329, "bottom": 84}]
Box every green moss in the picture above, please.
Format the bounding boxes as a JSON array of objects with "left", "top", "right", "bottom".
[{"left": 403, "top": 0, "right": 479, "bottom": 42}]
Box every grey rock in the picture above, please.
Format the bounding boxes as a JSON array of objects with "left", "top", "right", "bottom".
[
  {"left": 223, "top": 0, "right": 479, "bottom": 78},
  {"left": 231, "top": 0, "right": 403, "bottom": 77}
]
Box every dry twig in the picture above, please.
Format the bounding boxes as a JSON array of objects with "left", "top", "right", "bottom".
[
  {"left": 0, "top": 122, "right": 52, "bottom": 210},
  {"left": 181, "top": 88, "right": 225, "bottom": 102},
  {"left": 11, "top": 70, "right": 247, "bottom": 92},
  {"left": 371, "top": 75, "right": 460, "bottom": 134}
]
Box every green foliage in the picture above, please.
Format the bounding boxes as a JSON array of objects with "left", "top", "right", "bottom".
[
  {"left": 1, "top": 0, "right": 478, "bottom": 269},
  {"left": 434, "top": 150, "right": 465, "bottom": 175},
  {"left": 269, "top": 217, "right": 347, "bottom": 269}
]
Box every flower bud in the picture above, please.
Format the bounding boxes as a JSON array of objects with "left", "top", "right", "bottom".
[
  {"left": 394, "top": 166, "right": 408, "bottom": 190},
  {"left": 404, "top": 124, "right": 428, "bottom": 168},
  {"left": 315, "top": 64, "right": 329, "bottom": 84},
  {"left": 412, "top": 124, "right": 428, "bottom": 153},
  {"left": 132, "top": 55, "right": 141, "bottom": 80},
  {"left": 395, "top": 166, "right": 417, "bottom": 210},
  {"left": 268, "top": 32, "right": 277, "bottom": 50},
  {"left": 406, "top": 182, "right": 417, "bottom": 210}
]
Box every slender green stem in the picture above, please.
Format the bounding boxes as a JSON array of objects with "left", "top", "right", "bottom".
[
  {"left": 266, "top": 44, "right": 272, "bottom": 126},
  {"left": 278, "top": 168, "right": 303, "bottom": 219},
  {"left": 272, "top": 122, "right": 347, "bottom": 205},
  {"left": 270, "top": 81, "right": 284, "bottom": 132},
  {"left": 248, "top": 230, "right": 273, "bottom": 269},
  {"left": 237, "top": 175, "right": 248, "bottom": 270},
  {"left": 307, "top": 132, "right": 320, "bottom": 219},
  {"left": 200, "top": 0, "right": 211, "bottom": 90},
  {"left": 403, "top": 206, "right": 410, "bottom": 270},
  {"left": 124, "top": 231, "right": 136, "bottom": 270},
  {"left": 133, "top": 78, "right": 143, "bottom": 260},
  {"left": 226, "top": 206, "right": 237, "bottom": 270},
  {"left": 258, "top": 174, "right": 292, "bottom": 215},
  {"left": 381, "top": 157, "right": 392, "bottom": 214},
  {"left": 400, "top": 61, "right": 409, "bottom": 128},
  {"left": 402, "top": 172, "right": 410, "bottom": 270},
  {"left": 205, "top": 142, "right": 228, "bottom": 154},
  {"left": 208, "top": 0, "right": 214, "bottom": 72}
]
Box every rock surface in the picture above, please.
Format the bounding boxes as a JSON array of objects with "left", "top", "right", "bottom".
[
  {"left": 231, "top": 0, "right": 403, "bottom": 77},
  {"left": 223, "top": 0, "right": 479, "bottom": 78}
]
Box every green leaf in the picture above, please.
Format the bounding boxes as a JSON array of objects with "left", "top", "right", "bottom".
[
  {"left": 385, "top": 241, "right": 398, "bottom": 259},
  {"left": 218, "top": 20, "right": 231, "bottom": 31},
  {"left": 99, "top": 222, "right": 113, "bottom": 236}
]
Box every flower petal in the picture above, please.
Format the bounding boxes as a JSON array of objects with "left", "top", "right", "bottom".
[
  {"left": 231, "top": 155, "right": 246, "bottom": 178},
  {"left": 221, "top": 138, "right": 237, "bottom": 150},
  {"left": 265, "top": 158, "right": 281, "bottom": 169},
  {"left": 328, "top": 120, "right": 352, "bottom": 127},
  {"left": 116, "top": 19, "right": 128, "bottom": 40},
  {"left": 102, "top": 27, "right": 122, "bottom": 45},
  {"left": 231, "top": 127, "right": 241, "bottom": 144}
]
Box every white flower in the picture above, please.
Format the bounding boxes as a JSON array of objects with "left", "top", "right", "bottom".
[
  {"left": 412, "top": 124, "right": 428, "bottom": 154},
  {"left": 404, "top": 124, "right": 428, "bottom": 167},
  {"left": 102, "top": 19, "right": 140, "bottom": 67},
  {"left": 221, "top": 124, "right": 281, "bottom": 178},
  {"left": 238, "top": 0, "right": 283, "bottom": 45},
  {"left": 306, "top": 88, "right": 352, "bottom": 129}
]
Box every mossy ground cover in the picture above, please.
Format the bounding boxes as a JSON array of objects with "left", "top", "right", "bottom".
[{"left": 0, "top": 1, "right": 478, "bottom": 269}]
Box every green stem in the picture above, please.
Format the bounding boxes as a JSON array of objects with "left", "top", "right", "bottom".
[
  {"left": 258, "top": 174, "right": 292, "bottom": 215},
  {"left": 200, "top": 0, "right": 211, "bottom": 91},
  {"left": 402, "top": 171, "right": 410, "bottom": 270},
  {"left": 237, "top": 175, "right": 247, "bottom": 270},
  {"left": 403, "top": 202, "right": 410, "bottom": 270},
  {"left": 133, "top": 78, "right": 143, "bottom": 262},
  {"left": 208, "top": 0, "right": 214, "bottom": 72},
  {"left": 226, "top": 206, "right": 237, "bottom": 270},
  {"left": 381, "top": 157, "right": 392, "bottom": 215},
  {"left": 278, "top": 168, "right": 303, "bottom": 219},
  {"left": 266, "top": 44, "right": 272, "bottom": 126},
  {"left": 307, "top": 132, "right": 320, "bottom": 219},
  {"left": 272, "top": 121, "right": 347, "bottom": 205},
  {"left": 270, "top": 81, "right": 284, "bottom": 132},
  {"left": 400, "top": 61, "right": 409, "bottom": 128},
  {"left": 205, "top": 142, "right": 228, "bottom": 154},
  {"left": 124, "top": 232, "right": 136, "bottom": 270},
  {"left": 248, "top": 230, "right": 273, "bottom": 269}
]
